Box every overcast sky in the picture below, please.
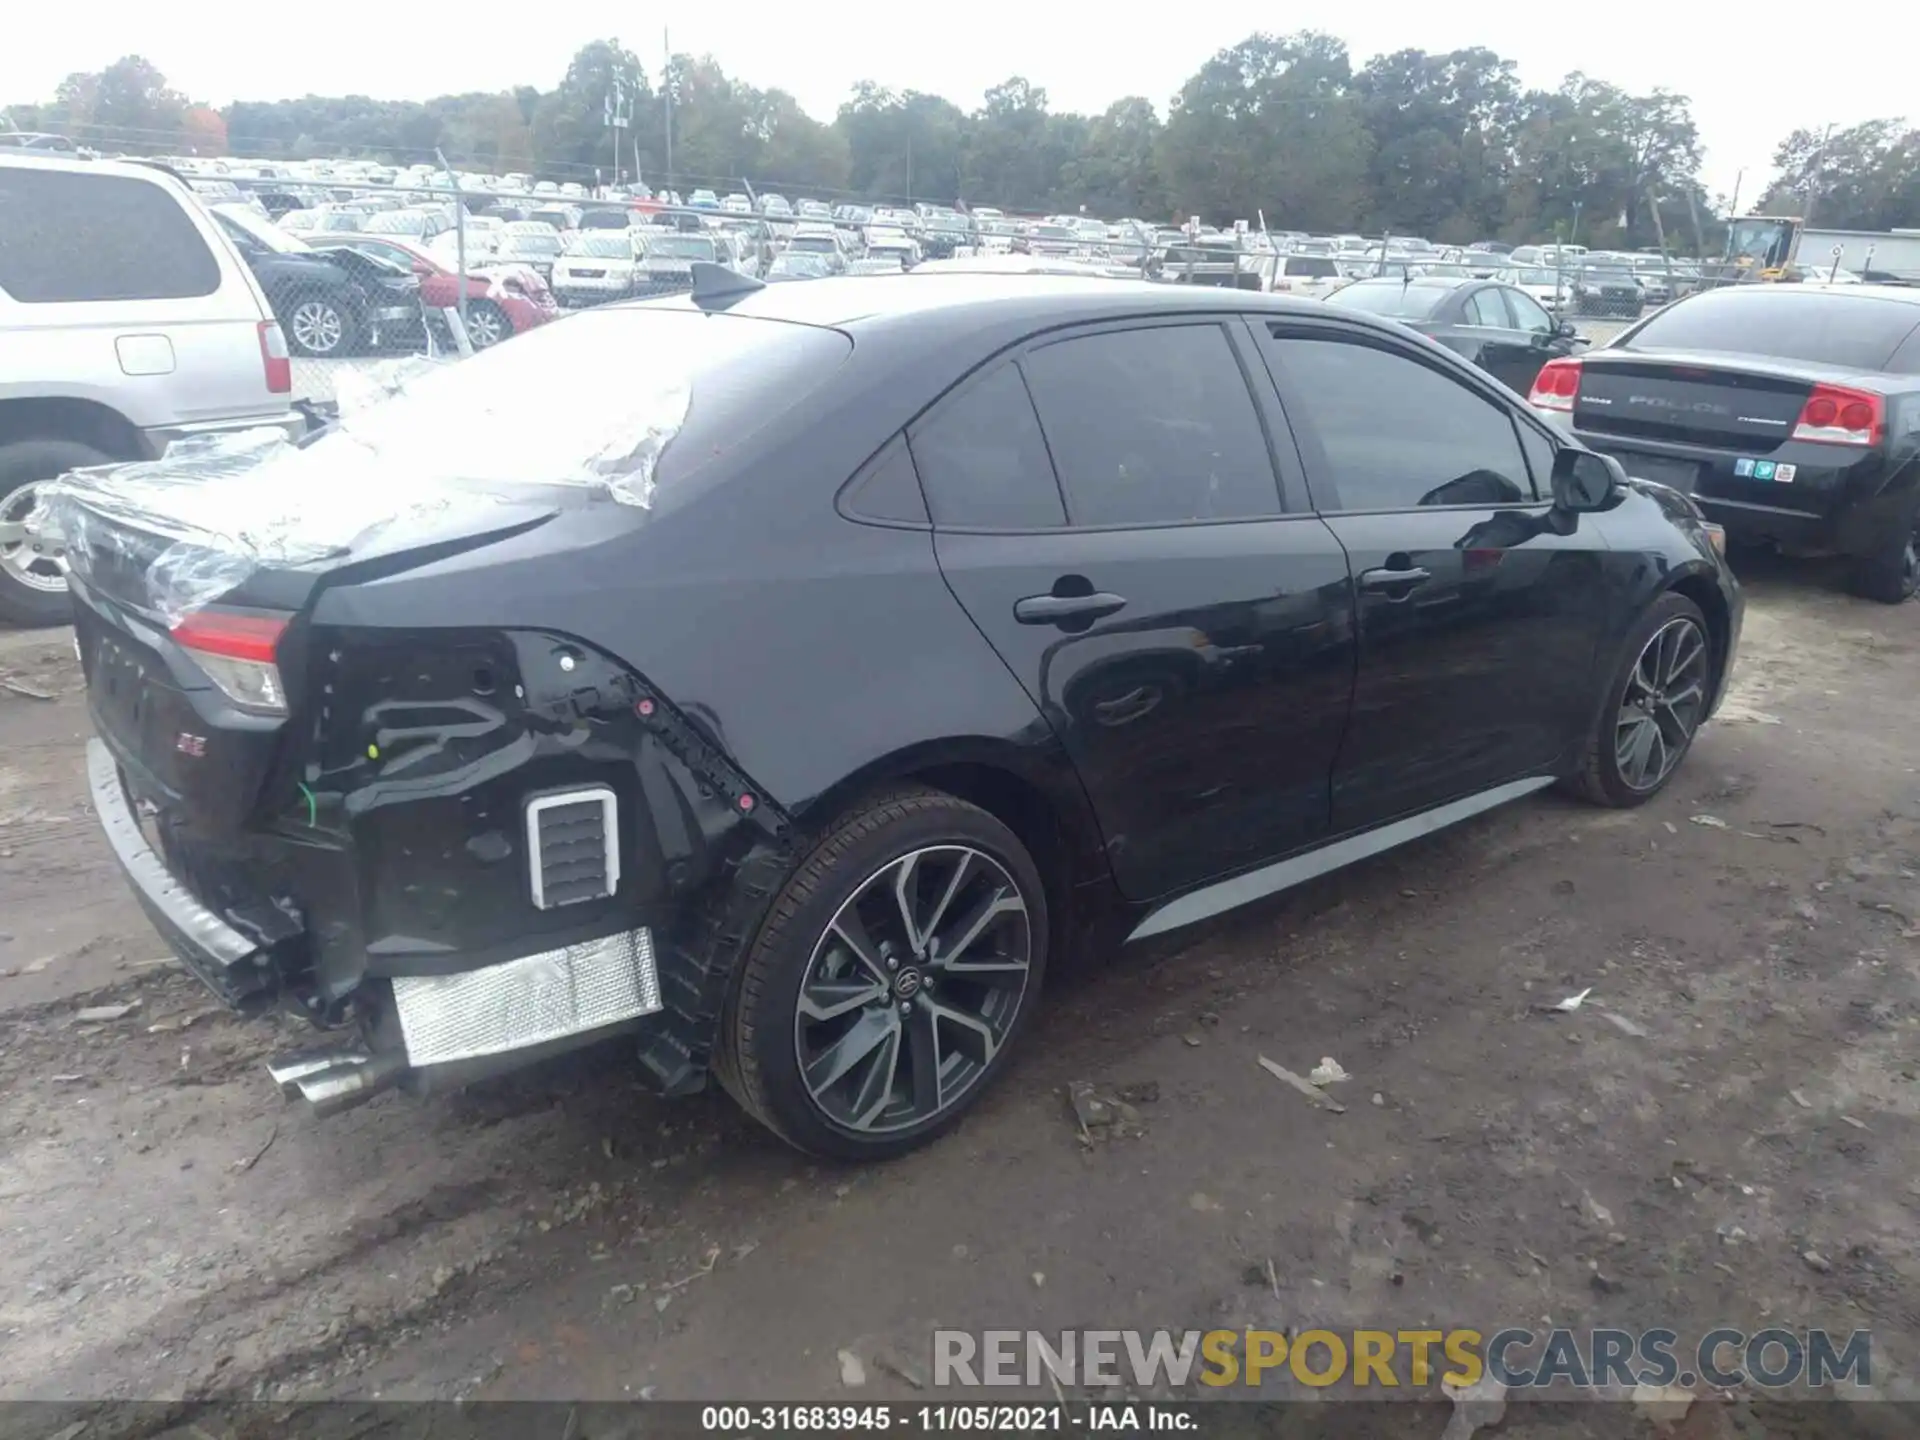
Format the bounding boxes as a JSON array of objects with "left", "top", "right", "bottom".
[{"left": 3, "top": 3, "right": 1899, "bottom": 207}]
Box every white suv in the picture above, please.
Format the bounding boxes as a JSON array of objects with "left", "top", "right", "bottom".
[{"left": 0, "top": 154, "right": 301, "bottom": 625}]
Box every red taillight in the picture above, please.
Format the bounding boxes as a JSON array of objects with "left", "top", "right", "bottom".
[
  {"left": 1529, "top": 358, "right": 1583, "bottom": 412},
  {"left": 172, "top": 610, "right": 288, "bottom": 661},
  {"left": 258, "top": 320, "right": 292, "bottom": 395},
  {"left": 1792, "top": 383, "right": 1883, "bottom": 447},
  {"left": 171, "top": 610, "right": 291, "bottom": 714}
]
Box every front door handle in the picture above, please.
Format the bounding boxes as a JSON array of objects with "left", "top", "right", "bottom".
[
  {"left": 1358, "top": 566, "right": 1431, "bottom": 595},
  {"left": 1014, "top": 591, "right": 1128, "bottom": 625}
]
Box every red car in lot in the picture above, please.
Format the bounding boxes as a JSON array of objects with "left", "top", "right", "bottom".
[{"left": 319, "top": 233, "right": 557, "bottom": 348}]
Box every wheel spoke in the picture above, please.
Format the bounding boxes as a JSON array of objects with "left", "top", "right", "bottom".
[
  {"left": 845, "top": 1022, "right": 903, "bottom": 1130},
  {"left": 922, "top": 996, "right": 999, "bottom": 1068},
  {"left": 1618, "top": 715, "right": 1659, "bottom": 786},
  {"left": 827, "top": 907, "right": 893, "bottom": 988},
  {"left": 799, "top": 975, "right": 888, "bottom": 1023},
  {"left": 916, "top": 850, "right": 975, "bottom": 956},
  {"left": 804, "top": 1006, "right": 899, "bottom": 1098},
  {"left": 1664, "top": 630, "right": 1704, "bottom": 687},
  {"left": 904, "top": 1002, "right": 945, "bottom": 1115},
  {"left": 929, "top": 887, "right": 1026, "bottom": 973}
]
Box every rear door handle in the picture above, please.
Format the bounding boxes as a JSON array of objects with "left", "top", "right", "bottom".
[
  {"left": 1358, "top": 566, "right": 1431, "bottom": 594},
  {"left": 1014, "top": 592, "right": 1127, "bottom": 625}
]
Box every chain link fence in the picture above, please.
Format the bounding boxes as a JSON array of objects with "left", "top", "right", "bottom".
[
  {"left": 200, "top": 170, "right": 1759, "bottom": 399},
  {"left": 198, "top": 176, "right": 808, "bottom": 400}
]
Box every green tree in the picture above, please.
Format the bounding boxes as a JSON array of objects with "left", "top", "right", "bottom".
[
  {"left": 1160, "top": 32, "right": 1372, "bottom": 231},
  {"left": 1759, "top": 119, "right": 1920, "bottom": 230},
  {"left": 1352, "top": 47, "right": 1521, "bottom": 240},
  {"left": 530, "top": 39, "right": 650, "bottom": 181}
]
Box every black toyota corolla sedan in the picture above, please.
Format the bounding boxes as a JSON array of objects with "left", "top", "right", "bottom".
[{"left": 52, "top": 268, "right": 1742, "bottom": 1160}]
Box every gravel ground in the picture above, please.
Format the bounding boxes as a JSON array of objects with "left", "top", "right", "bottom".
[{"left": 3, "top": 550, "right": 1916, "bottom": 1430}]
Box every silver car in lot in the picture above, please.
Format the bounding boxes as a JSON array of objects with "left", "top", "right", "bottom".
[{"left": 0, "top": 154, "right": 300, "bottom": 625}]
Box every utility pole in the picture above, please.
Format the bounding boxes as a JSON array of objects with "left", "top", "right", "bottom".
[
  {"left": 663, "top": 28, "right": 673, "bottom": 197},
  {"left": 1684, "top": 185, "right": 1706, "bottom": 257},
  {"left": 1727, "top": 169, "right": 1744, "bottom": 221},
  {"left": 604, "top": 73, "right": 630, "bottom": 196}
]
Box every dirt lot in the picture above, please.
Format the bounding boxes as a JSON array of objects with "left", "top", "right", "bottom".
[{"left": 4, "top": 551, "right": 1917, "bottom": 1427}]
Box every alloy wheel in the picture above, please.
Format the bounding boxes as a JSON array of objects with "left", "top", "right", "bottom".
[
  {"left": 0, "top": 482, "right": 70, "bottom": 594},
  {"left": 793, "top": 845, "right": 1032, "bottom": 1135},
  {"left": 467, "top": 306, "right": 506, "bottom": 348},
  {"left": 1902, "top": 521, "right": 1919, "bottom": 596},
  {"left": 1615, "top": 615, "right": 1709, "bottom": 791},
  {"left": 291, "top": 301, "right": 345, "bottom": 354}
]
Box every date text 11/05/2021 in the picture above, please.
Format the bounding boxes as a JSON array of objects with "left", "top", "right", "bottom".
[
  {"left": 701, "top": 1407, "right": 1195, "bottom": 1432},
  {"left": 930, "top": 1326, "right": 1872, "bottom": 1391}
]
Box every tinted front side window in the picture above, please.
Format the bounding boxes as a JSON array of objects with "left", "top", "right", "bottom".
[
  {"left": 0, "top": 168, "right": 220, "bottom": 303},
  {"left": 1625, "top": 290, "right": 1920, "bottom": 370},
  {"left": 910, "top": 363, "right": 1066, "bottom": 529},
  {"left": 1268, "top": 334, "right": 1533, "bottom": 510},
  {"left": 1020, "top": 324, "right": 1280, "bottom": 526}
]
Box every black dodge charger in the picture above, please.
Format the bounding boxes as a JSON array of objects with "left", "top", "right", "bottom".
[
  {"left": 1530, "top": 283, "right": 1920, "bottom": 602},
  {"left": 56, "top": 269, "right": 1742, "bottom": 1159}
]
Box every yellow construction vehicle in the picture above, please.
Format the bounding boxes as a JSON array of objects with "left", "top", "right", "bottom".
[{"left": 1722, "top": 215, "right": 1802, "bottom": 281}]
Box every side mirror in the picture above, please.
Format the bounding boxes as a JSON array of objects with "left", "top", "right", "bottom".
[{"left": 1550, "top": 449, "right": 1621, "bottom": 512}]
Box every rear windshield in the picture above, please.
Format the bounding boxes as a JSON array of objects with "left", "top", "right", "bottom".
[
  {"left": 565, "top": 233, "right": 633, "bottom": 258},
  {"left": 650, "top": 236, "right": 718, "bottom": 260},
  {"left": 1623, "top": 290, "right": 1920, "bottom": 371},
  {"left": 1324, "top": 282, "right": 1449, "bottom": 320},
  {"left": 1283, "top": 256, "right": 1338, "bottom": 277},
  {"left": 319, "top": 309, "right": 852, "bottom": 500}
]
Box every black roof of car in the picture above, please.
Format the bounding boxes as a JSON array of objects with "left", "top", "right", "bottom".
[{"left": 649, "top": 272, "right": 1344, "bottom": 332}]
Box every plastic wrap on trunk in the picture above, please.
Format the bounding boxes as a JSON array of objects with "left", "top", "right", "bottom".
[{"left": 35, "top": 345, "right": 690, "bottom": 626}]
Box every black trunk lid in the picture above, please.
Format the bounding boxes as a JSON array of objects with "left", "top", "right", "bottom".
[{"left": 1575, "top": 352, "right": 1823, "bottom": 451}]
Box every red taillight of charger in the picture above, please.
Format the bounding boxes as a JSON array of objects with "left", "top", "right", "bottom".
[
  {"left": 1528, "top": 357, "right": 1583, "bottom": 413},
  {"left": 171, "top": 610, "right": 291, "bottom": 715},
  {"left": 258, "top": 320, "right": 292, "bottom": 394},
  {"left": 1790, "top": 383, "right": 1883, "bottom": 447}
]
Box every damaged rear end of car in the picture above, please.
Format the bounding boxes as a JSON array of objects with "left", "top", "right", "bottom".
[{"left": 47, "top": 307, "right": 847, "bottom": 1115}]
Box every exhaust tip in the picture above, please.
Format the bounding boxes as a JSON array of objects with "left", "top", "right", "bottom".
[
  {"left": 266, "top": 1048, "right": 368, "bottom": 1098},
  {"left": 265, "top": 1047, "right": 405, "bottom": 1116}
]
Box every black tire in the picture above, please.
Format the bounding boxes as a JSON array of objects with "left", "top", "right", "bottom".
[
  {"left": 714, "top": 786, "right": 1049, "bottom": 1161},
  {"left": 1566, "top": 591, "right": 1713, "bottom": 808},
  {"left": 0, "top": 438, "right": 108, "bottom": 627},
  {"left": 1847, "top": 510, "right": 1919, "bottom": 604}
]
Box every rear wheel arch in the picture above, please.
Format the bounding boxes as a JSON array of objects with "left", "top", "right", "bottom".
[
  {"left": 0, "top": 397, "right": 147, "bottom": 461},
  {"left": 791, "top": 743, "right": 1110, "bottom": 961}
]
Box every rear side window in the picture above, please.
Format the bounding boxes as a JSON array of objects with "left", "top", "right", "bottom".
[
  {"left": 1266, "top": 333, "right": 1535, "bottom": 510},
  {"left": 1464, "top": 289, "right": 1507, "bottom": 327},
  {"left": 910, "top": 363, "right": 1066, "bottom": 529},
  {"left": 1625, "top": 290, "right": 1920, "bottom": 371},
  {"left": 0, "top": 168, "right": 220, "bottom": 303},
  {"left": 1020, "top": 324, "right": 1281, "bottom": 526}
]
